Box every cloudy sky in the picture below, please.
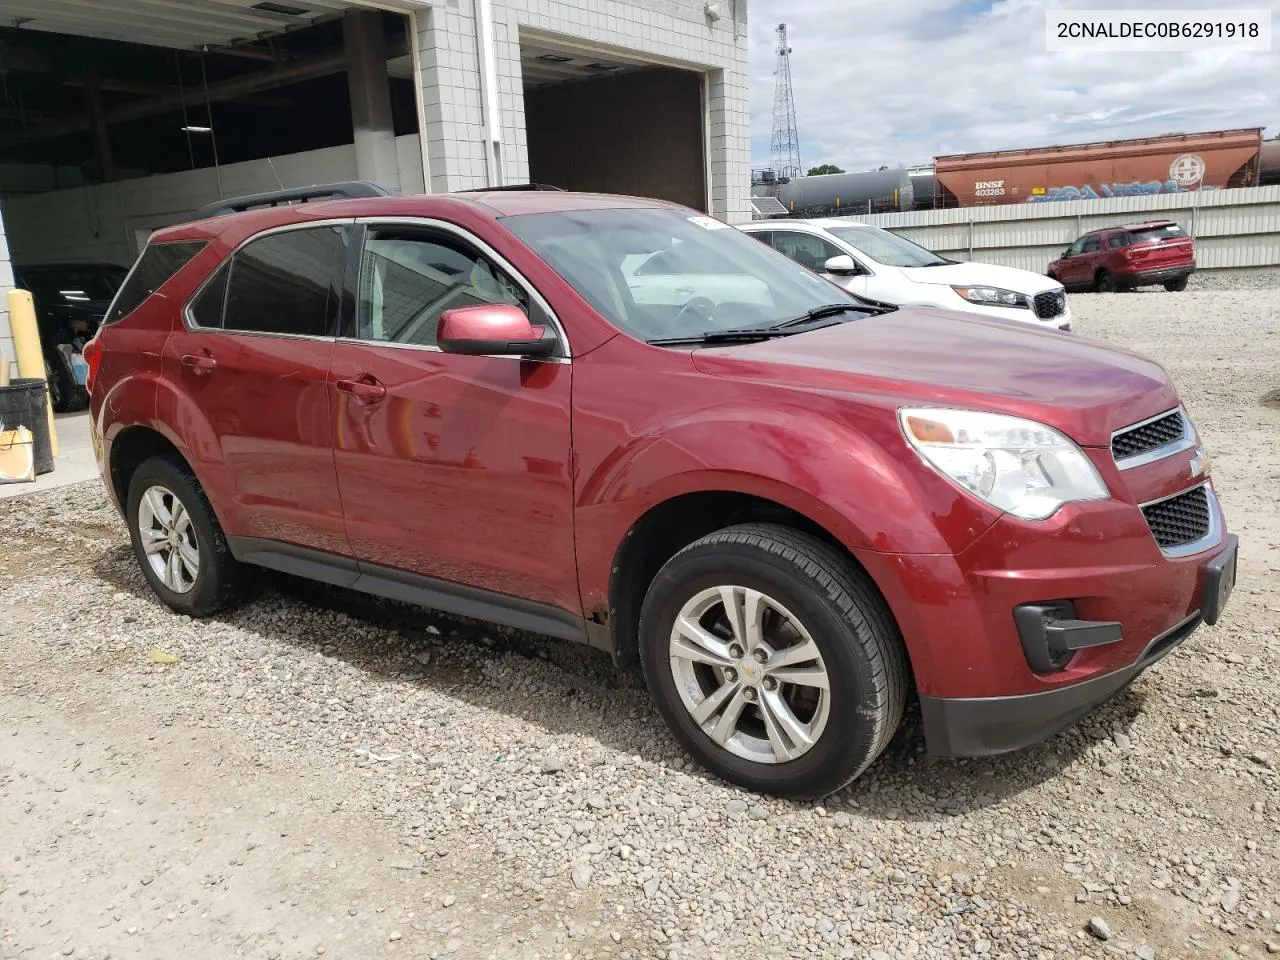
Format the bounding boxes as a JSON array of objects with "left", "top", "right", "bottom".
[{"left": 747, "top": 0, "right": 1280, "bottom": 172}]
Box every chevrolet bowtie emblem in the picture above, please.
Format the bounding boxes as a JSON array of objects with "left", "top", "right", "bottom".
[{"left": 1190, "top": 447, "right": 1211, "bottom": 479}]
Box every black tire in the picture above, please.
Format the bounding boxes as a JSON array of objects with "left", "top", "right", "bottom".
[
  {"left": 1164, "top": 277, "right": 1188, "bottom": 292},
  {"left": 638, "top": 523, "right": 909, "bottom": 799},
  {"left": 44, "top": 349, "right": 86, "bottom": 414},
  {"left": 1095, "top": 270, "right": 1116, "bottom": 293},
  {"left": 126, "top": 455, "right": 244, "bottom": 617}
]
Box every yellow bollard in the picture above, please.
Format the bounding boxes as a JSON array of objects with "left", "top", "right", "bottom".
[{"left": 7, "top": 289, "right": 59, "bottom": 459}]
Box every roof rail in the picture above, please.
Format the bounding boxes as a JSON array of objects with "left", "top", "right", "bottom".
[
  {"left": 191, "top": 180, "right": 398, "bottom": 220},
  {"left": 454, "top": 183, "right": 565, "bottom": 193}
]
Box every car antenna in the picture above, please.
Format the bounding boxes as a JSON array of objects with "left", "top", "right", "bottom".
[{"left": 266, "top": 157, "right": 284, "bottom": 191}]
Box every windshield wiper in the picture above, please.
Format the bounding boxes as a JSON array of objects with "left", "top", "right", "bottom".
[
  {"left": 648, "top": 302, "right": 895, "bottom": 347},
  {"left": 770, "top": 301, "right": 893, "bottom": 328}
]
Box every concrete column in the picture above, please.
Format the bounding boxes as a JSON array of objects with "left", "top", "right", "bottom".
[
  {"left": 344, "top": 11, "right": 400, "bottom": 191},
  {"left": 0, "top": 208, "right": 14, "bottom": 365},
  {"left": 415, "top": 2, "right": 489, "bottom": 193}
]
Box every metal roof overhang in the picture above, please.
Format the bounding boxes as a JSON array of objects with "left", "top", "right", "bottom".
[{"left": 0, "top": 0, "right": 423, "bottom": 50}]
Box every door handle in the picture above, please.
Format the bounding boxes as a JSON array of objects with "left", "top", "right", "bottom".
[
  {"left": 335, "top": 374, "right": 387, "bottom": 405},
  {"left": 180, "top": 352, "right": 217, "bottom": 375}
]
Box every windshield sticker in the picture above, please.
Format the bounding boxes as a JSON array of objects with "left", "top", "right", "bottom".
[{"left": 687, "top": 216, "right": 729, "bottom": 230}]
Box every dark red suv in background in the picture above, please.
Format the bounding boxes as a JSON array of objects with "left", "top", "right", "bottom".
[
  {"left": 82, "top": 184, "right": 1236, "bottom": 798},
  {"left": 1047, "top": 220, "right": 1196, "bottom": 292}
]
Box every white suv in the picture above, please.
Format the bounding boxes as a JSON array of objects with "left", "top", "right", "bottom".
[{"left": 739, "top": 219, "right": 1071, "bottom": 331}]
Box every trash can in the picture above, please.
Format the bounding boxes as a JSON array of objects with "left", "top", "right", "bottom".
[{"left": 0, "top": 377, "right": 54, "bottom": 475}]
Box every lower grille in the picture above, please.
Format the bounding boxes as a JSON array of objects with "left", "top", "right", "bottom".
[
  {"left": 1032, "top": 290, "right": 1066, "bottom": 319},
  {"left": 1142, "top": 485, "right": 1211, "bottom": 550},
  {"left": 1112, "top": 410, "right": 1186, "bottom": 462}
]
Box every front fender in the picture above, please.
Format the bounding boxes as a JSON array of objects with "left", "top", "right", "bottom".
[{"left": 573, "top": 401, "right": 998, "bottom": 616}]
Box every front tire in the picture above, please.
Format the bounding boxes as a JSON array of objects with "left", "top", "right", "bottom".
[
  {"left": 126, "top": 455, "right": 243, "bottom": 617},
  {"left": 638, "top": 523, "right": 908, "bottom": 799}
]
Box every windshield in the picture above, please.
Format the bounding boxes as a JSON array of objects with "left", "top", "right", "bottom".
[
  {"left": 20, "top": 264, "right": 129, "bottom": 304},
  {"left": 503, "top": 207, "right": 877, "bottom": 343},
  {"left": 826, "top": 226, "right": 949, "bottom": 268}
]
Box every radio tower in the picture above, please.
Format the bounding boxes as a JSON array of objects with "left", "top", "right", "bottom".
[{"left": 770, "top": 23, "right": 802, "bottom": 180}]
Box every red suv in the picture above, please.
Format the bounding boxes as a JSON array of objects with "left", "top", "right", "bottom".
[
  {"left": 82, "top": 185, "right": 1236, "bottom": 798},
  {"left": 1047, "top": 220, "right": 1196, "bottom": 293}
]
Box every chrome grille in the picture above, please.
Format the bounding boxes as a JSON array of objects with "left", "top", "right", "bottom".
[
  {"left": 1112, "top": 410, "right": 1186, "bottom": 462},
  {"left": 1142, "top": 485, "right": 1211, "bottom": 550},
  {"left": 1032, "top": 290, "right": 1066, "bottom": 319}
]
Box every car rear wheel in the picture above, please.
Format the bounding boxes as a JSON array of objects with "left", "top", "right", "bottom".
[
  {"left": 126, "top": 455, "right": 244, "bottom": 617},
  {"left": 43, "top": 349, "right": 86, "bottom": 414},
  {"left": 1095, "top": 270, "right": 1117, "bottom": 293},
  {"left": 638, "top": 523, "right": 908, "bottom": 799},
  {"left": 1164, "top": 277, "right": 1188, "bottom": 292}
]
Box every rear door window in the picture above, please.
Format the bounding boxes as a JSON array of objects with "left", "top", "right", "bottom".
[
  {"left": 104, "top": 240, "right": 208, "bottom": 324},
  {"left": 1081, "top": 235, "right": 1102, "bottom": 253},
  {"left": 188, "top": 263, "right": 230, "bottom": 329},
  {"left": 223, "top": 227, "right": 345, "bottom": 337}
]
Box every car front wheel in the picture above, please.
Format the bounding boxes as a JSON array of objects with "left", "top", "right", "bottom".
[{"left": 639, "top": 523, "right": 908, "bottom": 799}]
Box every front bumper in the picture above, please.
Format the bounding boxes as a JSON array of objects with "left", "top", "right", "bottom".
[{"left": 919, "top": 533, "right": 1237, "bottom": 756}]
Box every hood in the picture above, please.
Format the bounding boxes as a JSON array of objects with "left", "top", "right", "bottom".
[
  {"left": 690, "top": 307, "right": 1176, "bottom": 446},
  {"left": 897, "top": 260, "right": 1061, "bottom": 295}
]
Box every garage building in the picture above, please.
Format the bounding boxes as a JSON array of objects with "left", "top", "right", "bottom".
[{"left": 0, "top": 0, "right": 750, "bottom": 361}]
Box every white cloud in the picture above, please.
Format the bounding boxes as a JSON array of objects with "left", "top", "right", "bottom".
[{"left": 749, "top": 0, "right": 1280, "bottom": 172}]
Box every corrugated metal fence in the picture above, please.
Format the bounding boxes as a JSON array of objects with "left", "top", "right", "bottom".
[{"left": 831, "top": 184, "right": 1280, "bottom": 275}]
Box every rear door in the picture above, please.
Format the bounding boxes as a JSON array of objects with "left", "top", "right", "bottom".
[
  {"left": 1121, "top": 223, "right": 1195, "bottom": 272},
  {"left": 162, "top": 222, "right": 352, "bottom": 559}
]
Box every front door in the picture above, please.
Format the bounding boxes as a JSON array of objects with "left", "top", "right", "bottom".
[
  {"left": 162, "top": 223, "right": 350, "bottom": 557},
  {"left": 328, "top": 222, "right": 579, "bottom": 615}
]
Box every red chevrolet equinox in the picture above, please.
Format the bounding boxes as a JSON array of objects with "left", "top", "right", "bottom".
[{"left": 82, "top": 184, "right": 1237, "bottom": 798}]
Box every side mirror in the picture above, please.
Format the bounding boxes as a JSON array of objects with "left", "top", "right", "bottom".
[
  {"left": 823, "top": 254, "right": 859, "bottom": 275},
  {"left": 437, "top": 303, "right": 557, "bottom": 358}
]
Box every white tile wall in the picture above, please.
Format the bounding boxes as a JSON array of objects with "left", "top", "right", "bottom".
[
  {"left": 0, "top": 212, "right": 13, "bottom": 364},
  {"left": 414, "top": 0, "right": 750, "bottom": 222}
]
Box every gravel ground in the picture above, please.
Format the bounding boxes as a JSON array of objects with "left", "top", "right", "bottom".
[{"left": 3, "top": 289, "right": 1279, "bottom": 960}]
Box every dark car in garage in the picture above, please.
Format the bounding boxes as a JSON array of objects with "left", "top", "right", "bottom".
[{"left": 14, "top": 261, "right": 128, "bottom": 412}]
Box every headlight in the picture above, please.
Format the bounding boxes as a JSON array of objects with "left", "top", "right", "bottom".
[
  {"left": 951, "top": 285, "right": 1029, "bottom": 309},
  {"left": 900, "top": 408, "right": 1108, "bottom": 520}
]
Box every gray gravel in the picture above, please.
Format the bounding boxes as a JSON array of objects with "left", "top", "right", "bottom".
[{"left": 2, "top": 289, "right": 1279, "bottom": 959}]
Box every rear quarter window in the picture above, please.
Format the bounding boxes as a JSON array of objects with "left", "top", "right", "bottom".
[{"left": 104, "top": 240, "right": 208, "bottom": 325}]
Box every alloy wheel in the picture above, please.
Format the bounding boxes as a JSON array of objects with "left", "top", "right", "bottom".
[
  {"left": 668, "top": 585, "right": 831, "bottom": 764},
  {"left": 137, "top": 484, "right": 200, "bottom": 594}
]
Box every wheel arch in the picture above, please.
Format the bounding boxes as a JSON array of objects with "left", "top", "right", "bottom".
[{"left": 606, "top": 489, "right": 897, "bottom": 670}]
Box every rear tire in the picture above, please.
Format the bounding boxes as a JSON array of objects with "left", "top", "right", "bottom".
[
  {"left": 44, "top": 349, "right": 86, "bottom": 414},
  {"left": 638, "top": 523, "right": 908, "bottom": 799},
  {"left": 126, "top": 455, "right": 244, "bottom": 617},
  {"left": 1164, "top": 277, "right": 1188, "bottom": 292},
  {"left": 1095, "top": 270, "right": 1116, "bottom": 293}
]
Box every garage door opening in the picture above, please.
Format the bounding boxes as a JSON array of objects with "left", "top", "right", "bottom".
[
  {"left": 0, "top": 4, "right": 422, "bottom": 270},
  {"left": 520, "top": 35, "right": 707, "bottom": 212}
]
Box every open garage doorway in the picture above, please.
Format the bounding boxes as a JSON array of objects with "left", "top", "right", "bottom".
[
  {"left": 520, "top": 35, "right": 707, "bottom": 212},
  {"left": 0, "top": 1, "right": 423, "bottom": 269}
]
